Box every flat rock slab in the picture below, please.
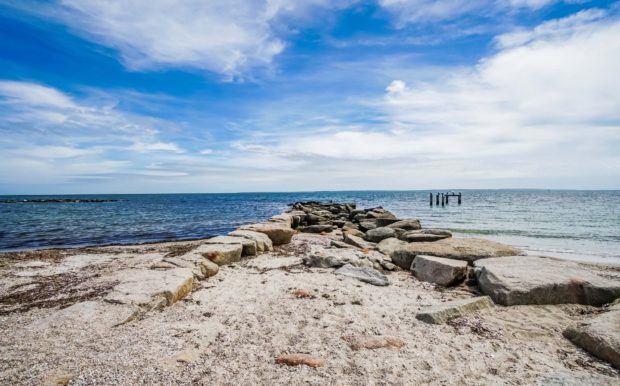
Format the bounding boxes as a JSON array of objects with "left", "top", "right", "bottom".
[
  {"left": 238, "top": 222, "right": 295, "bottom": 245},
  {"left": 334, "top": 264, "right": 389, "bottom": 286},
  {"left": 29, "top": 301, "right": 139, "bottom": 331},
  {"left": 475, "top": 256, "right": 620, "bottom": 306},
  {"left": 105, "top": 268, "right": 194, "bottom": 308},
  {"left": 205, "top": 235, "right": 257, "bottom": 256},
  {"left": 411, "top": 255, "right": 468, "bottom": 287},
  {"left": 400, "top": 229, "right": 452, "bottom": 243},
  {"left": 403, "top": 237, "right": 524, "bottom": 263},
  {"left": 563, "top": 308, "right": 620, "bottom": 369},
  {"left": 416, "top": 296, "right": 494, "bottom": 324},
  {"left": 387, "top": 219, "right": 421, "bottom": 231},
  {"left": 535, "top": 371, "right": 620, "bottom": 386},
  {"left": 344, "top": 234, "right": 375, "bottom": 249},
  {"left": 247, "top": 256, "right": 303, "bottom": 271},
  {"left": 193, "top": 243, "right": 243, "bottom": 266},
  {"left": 228, "top": 230, "right": 273, "bottom": 252},
  {"left": 364, "top": 227, "right": 396, "bottom": 243},
  {"left": 303, "top": 246, "right": 386, "bottom": 269}
]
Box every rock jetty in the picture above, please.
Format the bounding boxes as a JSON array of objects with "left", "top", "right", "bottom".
[{"left": 1, "top": 200, "right": 619, "bottom": 384}]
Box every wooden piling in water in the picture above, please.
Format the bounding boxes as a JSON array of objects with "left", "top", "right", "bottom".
[
  {"left": 430, "top": 193, "right": 433, "bottom": 206},
  {"left": 436, "top": 193, "right": 439, "bottom": 206},
  {"left": 441, "top": 193, "right": 445, "bottom": 207},
  {"left": 458, "top": 193, "right": 462, "bottom": 205}
]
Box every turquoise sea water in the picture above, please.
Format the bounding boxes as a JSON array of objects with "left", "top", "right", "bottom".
[{"left": 0, "top": 190, "right": 619, "bottom": 264}]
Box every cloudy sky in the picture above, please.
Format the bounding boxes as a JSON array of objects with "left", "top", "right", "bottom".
[{"left": 0, "top": 0, "right": 618, "bottom": 194}]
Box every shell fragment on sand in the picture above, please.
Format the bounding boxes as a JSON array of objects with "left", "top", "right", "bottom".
[{"left": 416, "top": 296, "right": 494, "bottom": 324}]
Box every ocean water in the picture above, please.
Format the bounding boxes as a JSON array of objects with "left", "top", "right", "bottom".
[{"left": 0, "top": 190, "right": 619, "bottom": 264}]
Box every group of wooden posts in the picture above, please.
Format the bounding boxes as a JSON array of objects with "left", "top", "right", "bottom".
[{"left": 430, "top": 192, "right": 462, "bottom": 207}]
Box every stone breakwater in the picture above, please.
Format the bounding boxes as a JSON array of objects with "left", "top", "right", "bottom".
[{"left": 1, "top": 201, "right": 620, "bottom": 384}]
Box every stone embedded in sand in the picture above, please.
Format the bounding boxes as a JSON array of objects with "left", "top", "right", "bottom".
[
  {"left": 376, "top": 238, "right": 416, "bottom": 270},
  {"left": 563, "top": 308, "right": 620, "bottom": 369},
  {"left": 416, "top": 296, "right": 494, "bottom": 324},
  {"left": 247, "top": 256, "right": 303, "bottom": 271},
  {"left": 193, "top": 243, "right": 243, "bottom": 266},
  {"left": 400, "top": 229, "right": 452, "bottom": 243},
  {"left": 104, "top": 268, "right": 194, "bottom": 309},
  {"left": 275, "top": 354, "right": 325, "bottom": 368},
  {"left": 335, "top": 264, "right": 389, "bottom": 286},
  {"left": 535, "top": 370, "right": 620, "bottom": 386},
  {"left": 29, "top": 300, "right": 140, "bottom": 330},
  {"left": 344, "top": 234, "right": 375, "bottom": 249},
  {"left": 303, "top": 246, "right": 380, "bottom": 269},
  {"left": 238, "top": 222, "right": 295, "bottom": 245},
  {"left": 342, "top": 334, "right": 406, "bottom": 350},
  {"left": 365, "top": 227, "right": 396, "bottom": 243},
  {"left": 403, "top": 237, "right": 524, "bottom": 263},
  {"left": 228, "top": 230, "right": 273, "bottom": 252},
  {"left": 412, "top": 255, "right": 468, "bottom": 287},
  {"left": 475, "top": 256, "right": 620, "bottom": 306},
  {"left": 387, "top": 219, "right": 422, "bottom": 231},
  {"left": 205, "top": 235, "right": 257, "bottom": 256}
]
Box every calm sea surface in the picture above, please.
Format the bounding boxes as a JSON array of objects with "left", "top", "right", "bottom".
[{"left": 1, "top": 190, "right": 619, "bottom": 264}]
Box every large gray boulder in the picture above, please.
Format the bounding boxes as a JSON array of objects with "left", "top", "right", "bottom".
[
  {"left": 416, "top": 296, "right": 494, "bottom": 324},
  {"left": 376, "top": 238, "right": 416, "bottom": 270},
  {"left": 228, "top": 230, "right": 273, "bottom": 252},
  {"left": 387, "top": 219, "right": 422, "bottom": 231},
  {"left": 411, "top": 255, "right": 467, "bottom": 287},
  {"left": 238, "top": 222, "right": 295, "bottom": 245},
  {"left": 402, "top": 237, "right": 524, "bottom": 262},
  {"left": 475, "top": 256, "right": 620, "bottom": 306},
  {"left": 365, "top": 227, "right": 396, "bottom": 243},
  {"left": 205, "top": 235, "right": 257, "bottom": 256},
  {"left": 564, "top": 307, "right": 620, "bottom": 369},
  {"left": 399, "top": 229, "right": 452, "bottom": 242},
  {"left": 334, "top": 264, "right": 389, "bottom": 286}
]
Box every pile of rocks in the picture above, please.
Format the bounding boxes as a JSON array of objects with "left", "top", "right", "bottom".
[{"left": 106, "top": 200, "right": 619, "bottom": 370}]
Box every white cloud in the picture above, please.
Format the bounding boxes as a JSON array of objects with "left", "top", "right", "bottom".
[
  {"left": 0, "top": 81, "right": 76, "bottom": 109},
  {"left": 129, "top": 141, "right": 184, "bottom": 153},
  {"left": 199, "top": 149, "right": 214, "bottom": 155}
]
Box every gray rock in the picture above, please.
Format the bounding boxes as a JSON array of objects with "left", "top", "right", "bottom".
[
  {"left": 247, "top": 256, "right": 303, "bottom": 271},
  {"left": 564, "top": 308, "right": 620, "bottom": 369},
  {"left": 376, "top": 238, "right": 417, "bottom": 270},
  {"left": 535, "top": 370, "right": 620, "bottom": 386},
  {"left": 344, "top": 234, "right": 375, "bottom": 249},
  {"left": 193, "top": 243, "right": 243, "bottom": 266},
  {"left": 411, "top": 255, "right": 468, "bottom": 286},
  {"left": 416, "top": 296, "right": 494, "bottom": 324},
  {"left": 387, "top": 219, "right": 422, "bottom": 231},
  {"left": 299, "top": 224, "right": 333, "bottom": 233},
  {"left": 330, "top": 240, "right": 358, "bottom": 249},
  {"left": 475, "top": 256, "right": 620, "bottom": 306},
  {"left": 403, "top": 237, "right": 524, "bottom": 262},
  {"left": 358, "top": 220, "right": 378, "bottom": 232},
  {"left": 303, "top": 247, "right": 377, "bottom": 268},
  {"left": 205, "top": 235, "right": 257, "bottom": 256},
  {"left": 400, "top": 229, "right": 452, "bottom": 242},
  {"left": 105, "top": 268, "right": 194, "bottom": 309},
  {"left": 238, "top": 222, "right": 295, "bottom": 245},
  {"left": 334, "top": 264, "right": 389, "bottom": 286},
  {"left": 268, "top": 213, "right": 293, "bottom": 227},
  {"left": 365, "top": 227, "right": 396, "bottom": 243},
  {"left": 228, "top": 230, "right": 273, "bottom": 252}
]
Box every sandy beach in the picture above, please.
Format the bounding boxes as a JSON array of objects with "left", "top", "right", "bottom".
[{"left": 1, "top": 202, "right": 619, "bottom": 385}]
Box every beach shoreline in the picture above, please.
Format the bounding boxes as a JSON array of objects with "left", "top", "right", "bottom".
[{"left": 1, "top": 201, "right": 619, "bottom": 385}]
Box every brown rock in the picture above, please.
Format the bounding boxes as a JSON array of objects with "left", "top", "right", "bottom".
[
  {"left": 342, "top": 334, "right": 406, "bottom": 350},
  {"left": 275, "top": 354, "right": 325, "bottom": 368}
]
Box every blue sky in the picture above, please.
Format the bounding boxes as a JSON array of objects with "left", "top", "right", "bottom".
[{"left": 0, "top": 0, "right": 619, "bottom": 194}]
